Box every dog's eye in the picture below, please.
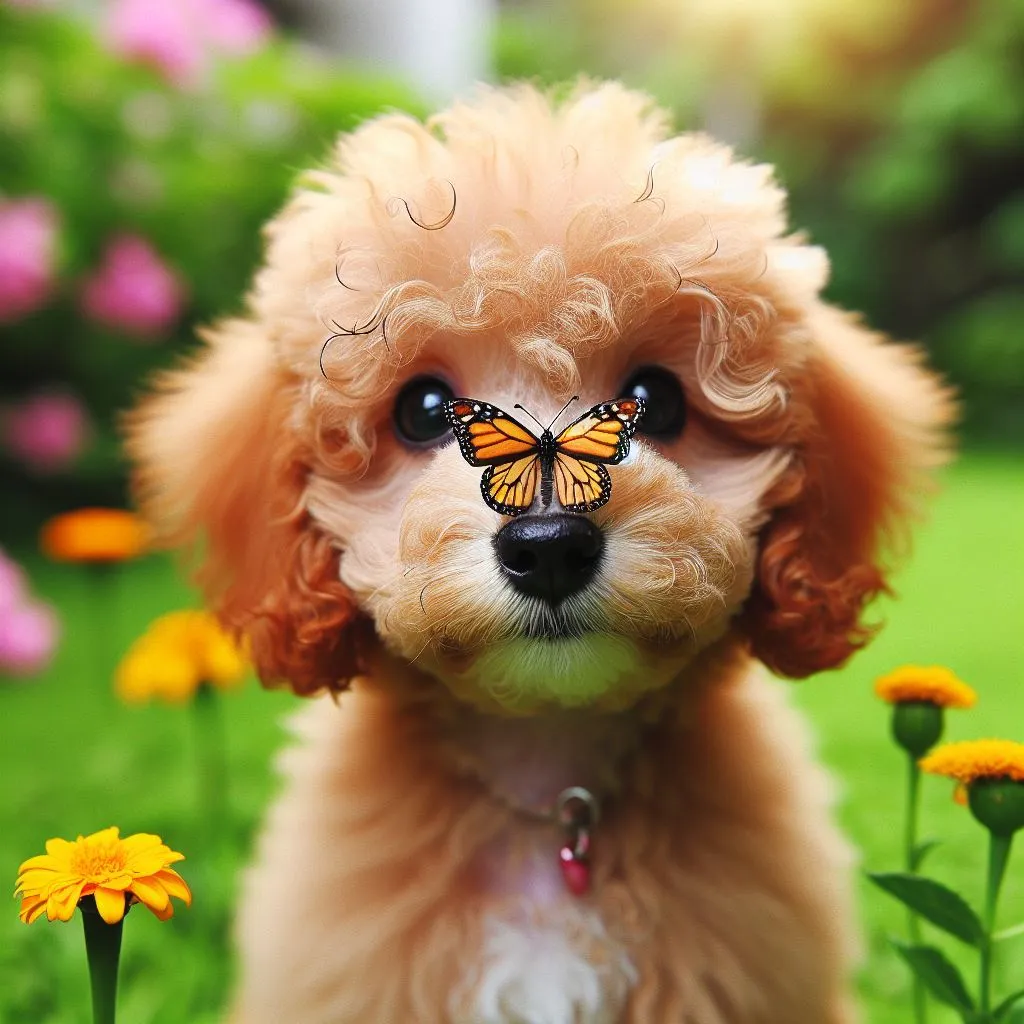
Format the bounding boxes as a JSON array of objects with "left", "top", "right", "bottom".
[
  {"left": 621, "top": 366, "right": 687, "bottom": 439},
  {"left": 393, "top": 375, "right": 455, "bottom": 445}
]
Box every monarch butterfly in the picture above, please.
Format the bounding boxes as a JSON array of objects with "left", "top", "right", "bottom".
[{"left": 444, "top": 395, "right": 646, "bottom": 516}]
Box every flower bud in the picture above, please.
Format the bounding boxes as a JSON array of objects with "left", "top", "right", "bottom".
[
  {"left": 967, "top": 778, "right": 1024, "bottom": 837},
  {"left": 891, "top": 701, "right": 944, "bottom": 758}
]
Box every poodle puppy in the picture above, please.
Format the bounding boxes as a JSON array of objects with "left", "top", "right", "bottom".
[{"left": 128, "top": 83, "right": 952, "bottom": 1023}]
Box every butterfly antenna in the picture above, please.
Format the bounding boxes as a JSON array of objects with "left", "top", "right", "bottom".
[
  {"left": 547, "top": 395, "right": 579, "bottom": 430},
  {"left": 512, "top": 403, "right": 546, "bottom": 432}
]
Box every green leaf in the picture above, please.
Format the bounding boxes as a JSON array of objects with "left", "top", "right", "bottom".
[
  {"left": 993, "top": 921, "right": 1024, "bottom": 944},
  {"left": 993, "top": 989, "right": 1024, "bottom": 1021},
  {"left": 912, "top": 838, "right": 942, "bottom": 871},
  {"left": 869, "top": 872, "right": 985, "bottom": 946},
  {"left": 891, "top": 940, "right": 976, "bottom": 1010}
]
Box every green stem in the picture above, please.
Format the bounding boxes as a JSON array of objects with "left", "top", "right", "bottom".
[
  {"left": 905, "top": 756, "right": 927, "bottom": 1024},
  {"left": 193, "top": 682, "right": 227, "bottom": 855},
  {"left": 980, "top": 832, "right": 1014, "bottom": 1014},
  {"left": 87, "top": 563, "right": 118, "bottom": 686},
  {"left": 905, "top": 756, "right": 922, "bottom": 872},
  {"left": 80, "top": 898, "right": 122, "bottom": 1024}
]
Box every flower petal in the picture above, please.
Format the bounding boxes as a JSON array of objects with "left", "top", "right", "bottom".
[
  {"left": 152, "top": 868, "right": 192, "bottom": 906},
  {"left": 19, "top": 894, "right": 48, "bottom": 924},
  {"left": 101, "top": 873, "right": 133, "bottom": 891},
  {"left": 921, "top": 739, "right": 1024, "bottom": 784},
  {"left": 36, "top": 872, "right": 80, "bottom": 894},
  {"left": 18, "top": 853, "right": 60, "bottom": 874},
  {"left": 15, "top": 867, "right": 62, "bottom": 893},
  {"left": 14, "top": 872, "right": 65, "bottom": 897},
  {"left": 84, "top": 826, "right": 121, "bottom": 845},
  {"left": 43, "top": 838, "right": 74, "bottom": 860},
  {"left": 875, "top": 665, "right": 976, "bottom": 709},
  {"left": 126, "top": 848, "right": 179, "bottom": 876},
  {"left": 120, "top": 832, "right": 163, "bottom": 857},
  {"left": 46, "top": 880, "right": 85, "bottom": 922},
  {"left": 93, "top": 887, "right": 126, "bottom": 924},
  {"left": 129, "top": 877, "right": 169, "bottom": 914},
  {"left": 150, "top": 898, "right": 175, "bottom": 921}
]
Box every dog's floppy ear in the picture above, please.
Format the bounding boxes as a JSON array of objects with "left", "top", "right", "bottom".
[
  {"left": 741, "top": 304, "right": 954, "bottom": 678},
  {"left": 126, "top": 319, "right": 360, "bottom": 695}
]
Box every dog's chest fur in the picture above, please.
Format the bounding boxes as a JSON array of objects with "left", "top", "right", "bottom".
[
  {"left": 233, "top": 676, "right": 859, "bottom": 1024},
  {"left": 446, "top": 710, "right": 641, "bottom": 1024},
  {"left": 463, "top": 902, "right": 635, "bottom": 1024}
]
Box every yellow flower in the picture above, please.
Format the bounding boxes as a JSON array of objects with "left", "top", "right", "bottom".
[
  {"left": 922, "top": 740, "right": 1024, "bottom": 836},
  {"left": 920, "top": 739, "right": 1024, "bottom": 784},
  {"left": 40, "top": 508, "right": 149, "bottom": 563},
  {"left": 874, "top": 665, "right": 977, "bottom": 709},
  {"left": 15, "top": 826, "right": 191, "bottom": 925},
  {"left": 116, "top": 610, "right": 248, "bottom": 704}
]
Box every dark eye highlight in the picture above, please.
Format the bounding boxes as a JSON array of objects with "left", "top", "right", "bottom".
[
  {"left": 621, "top": 366, "right": 687, "bottom": 439},
  {"left": 393, "top": 376, "right": 455, "bottom": 446}
]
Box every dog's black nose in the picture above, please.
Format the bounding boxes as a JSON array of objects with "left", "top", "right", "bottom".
[{"left": 494, "top": 513, "right": 604, "bottom": 606}]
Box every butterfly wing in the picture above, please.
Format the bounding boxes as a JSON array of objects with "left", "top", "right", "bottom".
[
  {"left": 445, "top": 399, "right": 541, "bottom": 515},
  {"left": 553, "top": 397, "right": 646, "bottom": 465},
  {"left": 552, "top": 398, "right": 645, "bottom": 513},
  {"left": 481, "top": 456, "right": 541, "bottom": 516},
  {"left": 445, "top": 399, "right": 540, "bottom": 466},
  {"left": 445, "top": 396, "right": 645, "bottom": 515},
  {"left": 553, "top": 454, "right": 612, "bottom": 513}
]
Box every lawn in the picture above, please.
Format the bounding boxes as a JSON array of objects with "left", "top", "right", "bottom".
[{"left": 1, "top": 452, "right": 1022, "bottom": 1023}]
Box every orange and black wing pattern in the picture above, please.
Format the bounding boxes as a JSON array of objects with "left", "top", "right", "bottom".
[
  {"left": 445, "top": 399, "right": 542, "bottom": 516},
  {"left": 552, "top": 397, "right": 645, "bottom": 513},
  {"left": 445, "top": 396, "right": 645, "bottom": 516},
  {"left": 445, "top": 400, "right": 540, "bottom": 465},
  {"left": 480, "top": 455, "right": 542, "bottom": 517}
]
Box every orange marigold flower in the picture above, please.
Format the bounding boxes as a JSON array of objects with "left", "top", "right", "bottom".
[
  {"left": 15, "top": 826, "right": 191, "bottom": 925},
  {"left": 40, "top": 508, "right": 149, "bottom": 563},
  {"left": 116, "top": 610, "right": 248, "bottom": 704},
  {"left": 920, "top": 740, "right": 1024, "bottom": 784},
  {"left": 874, "top": 665, "right": 977, "bottom": 709}
]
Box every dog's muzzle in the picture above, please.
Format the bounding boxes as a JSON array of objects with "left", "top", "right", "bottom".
[{"left": 493, "top": 513, "right": 604, "bottom": 606}]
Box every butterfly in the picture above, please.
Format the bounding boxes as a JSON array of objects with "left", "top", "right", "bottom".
[{"left": 444, "top": 395, "right": 646, "bottom": 516}]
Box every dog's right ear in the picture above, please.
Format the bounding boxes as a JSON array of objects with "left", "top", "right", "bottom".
[
  {"left": 125, "top": 319, "right": 361, "bottom": 696},
  {"left": 740, "top": 305, "right": 953, "bottom": 678}
]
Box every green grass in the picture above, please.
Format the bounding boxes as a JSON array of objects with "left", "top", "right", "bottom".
[
  {"left": 794, "top": 452, "right": 1024, "bottom": 1024},
  {"left": 1, "top": 453, "right": 1022, "bottom": 1022},
  {"left": 0, "top": 559, "right": 300, "bottom": 1023}
]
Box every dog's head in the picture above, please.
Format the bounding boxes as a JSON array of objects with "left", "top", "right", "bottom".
[{"left": 128, "top": 84, "right": 952, "bottom": 714}]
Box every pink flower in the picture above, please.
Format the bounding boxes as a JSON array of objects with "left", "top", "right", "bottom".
[
  {"left": 0, "top": 601, "right": 59, "bottom": 676},
  {"left": 3, "top": 391, "right": 92, "bottom": 474},
  {"left": 206, "top": 0, "right": 273, "bottom": 54},
  {"left": 80, "top": 234, "right": 185, "bottom": 337},
  {"left": 105, "top": 0, "right": 206, "bottom": 88},
  {"left": 0, "top": 198, "right": 60, "bottom": 323},
  {"left": 105, "top": 0, "right": 271, "bottom": 87},
  {"left": 0, "top": 549, "right": 26, "bottom": 614},
  {"left": 0, "top": 548, "right": 59, "bottom": 678}
]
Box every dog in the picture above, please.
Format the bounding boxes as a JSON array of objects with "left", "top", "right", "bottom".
[{"left": 128, "top": 82, "right": 952, "bottom": 1023}]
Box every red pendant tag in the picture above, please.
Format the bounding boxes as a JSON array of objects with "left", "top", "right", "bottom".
[
  {"left": 559, "top": 844, "right": 591, "bottom": 896},
  {"left": 555, "top": 787, "right": 599, "bottom": 898}
]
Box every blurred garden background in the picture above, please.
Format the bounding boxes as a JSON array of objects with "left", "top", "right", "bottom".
[{"left": 1, "top": 0, "right": 1022, "bottom": 1020}]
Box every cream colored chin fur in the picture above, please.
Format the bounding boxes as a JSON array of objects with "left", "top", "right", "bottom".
[
  {"left": 469, "top": 635, "right": 644, "bottom": 710},
  {"left": 127, "top": 80, "right": 954, "bottom": 1023}
]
